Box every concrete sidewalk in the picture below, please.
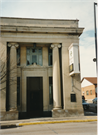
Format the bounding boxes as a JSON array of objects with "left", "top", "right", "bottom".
[{"left": 0, "top": 116, "right": 97, "bottom": 128}]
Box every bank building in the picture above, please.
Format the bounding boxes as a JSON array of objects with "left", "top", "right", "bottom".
[{"left": 0, "top": 17, "right": 84, "bottom": 120}]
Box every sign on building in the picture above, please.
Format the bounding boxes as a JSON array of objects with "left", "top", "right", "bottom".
[{"left": 68, "top": 43, "right": 80, "bottom": 76}]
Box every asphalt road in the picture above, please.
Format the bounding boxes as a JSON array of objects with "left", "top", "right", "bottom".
[{"left": 0, "top": 121, "right": 97, "bottom": 135}]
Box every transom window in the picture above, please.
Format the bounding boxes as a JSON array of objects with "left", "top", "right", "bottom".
[{"left": 27, "top": 47, "right": 42, "bottom": 66}]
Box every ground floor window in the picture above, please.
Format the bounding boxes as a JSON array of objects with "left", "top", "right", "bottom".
[
  {"left": 17, "top": 77, "right": 20, "bottom": 106},
  {"left": 49, "top": 77, "right": 53, "bottom": 105}
]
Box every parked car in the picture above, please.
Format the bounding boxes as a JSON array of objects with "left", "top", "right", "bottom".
[
  {"left": 92, "top": 97, "right": 97, "bottom": 104},
  {"left": 82, "top": 99, "right": 89, "bottom": 110}
]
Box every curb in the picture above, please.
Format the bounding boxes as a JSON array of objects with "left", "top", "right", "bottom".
[
  {"left": 0, "top": 124, "right": 17, "bottom": 129},
  {"left": 16, "top": 119, "right": 97, "bottom": 126}
]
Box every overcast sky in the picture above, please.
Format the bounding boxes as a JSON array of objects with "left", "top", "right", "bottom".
[{"left": 0, "top": 0, "right": 97, "bottom": 83}]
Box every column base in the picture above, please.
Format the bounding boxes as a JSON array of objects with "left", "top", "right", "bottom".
[
  {"left": 52, "top": 109, "right": 84, "bottom": 117},
  {"left": 52, "top": 109, "right": 65, "bottom": 117},
  {"left": 9, "top": 107, "right": 17, "bottom": 111},
  {"left": 0, "top": 111, "right": 18, "bottom": 121}
]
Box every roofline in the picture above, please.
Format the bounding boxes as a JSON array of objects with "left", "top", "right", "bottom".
[
  {"left": 0, "top": 16, "right": 79, "bottom": 21},
  {"left": 81, "top": 78, "right": 85, "bottom": 83},
  {"left": 81, "top": 77, "right": 97, "bottom": 84}
]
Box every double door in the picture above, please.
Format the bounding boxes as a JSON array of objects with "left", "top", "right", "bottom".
[{"left": 27, "top": 77, "right": 43, "bottom": 118}]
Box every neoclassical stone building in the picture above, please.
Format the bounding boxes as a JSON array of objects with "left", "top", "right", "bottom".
[{"left": 0, "top": 17, "right": 84, "bottom": 120}]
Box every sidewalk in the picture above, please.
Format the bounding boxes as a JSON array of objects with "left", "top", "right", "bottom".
[{"left": 0, "top": 115, "right": 97, "bottom": 128}]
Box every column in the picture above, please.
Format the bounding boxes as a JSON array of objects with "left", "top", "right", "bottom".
[
  {"left": 8, "top": 43, "right": 19, "bottom": 111},
  {"left": 51, "top": 44, "right": 61, "bottom": 110}
]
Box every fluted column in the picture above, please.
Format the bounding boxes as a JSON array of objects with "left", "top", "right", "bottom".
[
  {"left": 51, "top": 44, "right": 61, "bottom": 110},
  {"left": 8, "top": 43, "right": 19, "bottom": 111}
]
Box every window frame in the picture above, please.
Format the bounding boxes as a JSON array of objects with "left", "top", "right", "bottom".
[
  {"left": 48, "top": 47, "right": 52, "bottom": 66},
  {"left": 86, "top": 90, "right": 89, "bottom": 95},
  {"left": 90, "top": 90, "right": 92, "bottom": 95},
  {"left": 17, "top": 77, "right": 20, "bottom": 106},
  {"left": 26, "top": 47, "right": 42, "bottom": 66}
]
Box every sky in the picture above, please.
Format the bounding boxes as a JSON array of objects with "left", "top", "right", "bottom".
[{"left": 0, "top": 0, "right": 97, "bottom": 85}]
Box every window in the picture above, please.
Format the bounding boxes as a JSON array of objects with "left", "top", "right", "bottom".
[
  {"left": 48, "top": 48, "right": 52, "bottom": 66},
  {"left": 86, "top": 91, "right": 89, "bottom": 95},
  {"left": 17, "top": 77, "right": 20, "bottom": 106},
  {"left": 49, "top": 77, "right": 53, "bottom": 105},
  {"left": 70, "top": 94, "right": 76, "bottom": 102},
  {"left": 90, "top": 90, "right": 92, "bottom": 95},
  {"left": 17, "top": 47, "right": 20, "bottom": 65},
  {"left": 27, "top": 47, "right": 42, "bottom": 66}
]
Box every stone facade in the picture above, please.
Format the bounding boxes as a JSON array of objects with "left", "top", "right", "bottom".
[{"left": 0, "top": 17, "right": 84, "bottom": 120}]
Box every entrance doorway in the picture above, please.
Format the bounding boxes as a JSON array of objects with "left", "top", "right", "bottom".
[{"left": 27, "top": 77, "right": 43, "bottom": 118}]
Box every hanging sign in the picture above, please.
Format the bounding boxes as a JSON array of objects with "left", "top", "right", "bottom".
[{"left": 68, "top": 43, "right": 80, "bottom": 76}]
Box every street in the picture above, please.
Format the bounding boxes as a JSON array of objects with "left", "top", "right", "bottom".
[{"left": 0, "top": 121, "right": 97, "bottom": 135}]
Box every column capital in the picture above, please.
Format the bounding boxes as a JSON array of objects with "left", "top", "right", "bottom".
[
  {"left": 8, "top": 43, "right": 19, "bottom": 48},
  {"left": 51, "top": 43, "right": 61, "bottom": 48}
]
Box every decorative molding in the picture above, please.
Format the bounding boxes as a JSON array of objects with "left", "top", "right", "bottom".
[
  {"left": 8, "top": 43, "right": 19, "bottom": 48},
  {"left": 51, "top": 44, "right": 61, "bottom": 48},
  {"left": 1, "top": 25, "right": 84, "bottom": 36}
]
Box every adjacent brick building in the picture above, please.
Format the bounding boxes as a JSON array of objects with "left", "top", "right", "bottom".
[{"left": 81, "top": 77, "right": 97, "bottom": 103}]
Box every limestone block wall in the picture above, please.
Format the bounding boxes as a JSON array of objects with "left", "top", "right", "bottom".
[
  {"left": 0, "top": 17, "right": 84, "bottom": 119},
  {"left": 0, "top": 40, "right": 7, "bottom": 112},
  {"left": 62, "top": 41, "right": 83, "bottom": 114},
  {"left": 0, "top": 33, "right": 83, "bottom": 113}
]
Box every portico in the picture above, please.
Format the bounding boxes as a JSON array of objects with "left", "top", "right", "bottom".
[{"left": 0, "top": 17, "right": 84, "bottom": 120}]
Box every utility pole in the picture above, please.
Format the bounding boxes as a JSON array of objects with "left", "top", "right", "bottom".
[{"left": 93, "top": 3, "right": 97, "bottom": 67}]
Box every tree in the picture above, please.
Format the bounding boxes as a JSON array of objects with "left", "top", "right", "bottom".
[{"left": 0, "top": 48, "right": 20, "bottom": 111}]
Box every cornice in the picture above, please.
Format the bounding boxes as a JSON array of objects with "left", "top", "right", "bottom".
[{"left": 0, "top": 25, "right": 84, "bottom": 36}]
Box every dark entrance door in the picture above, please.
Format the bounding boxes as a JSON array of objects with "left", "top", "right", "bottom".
[{"left": 27, "top": 77, "right": 43, "bottom": 118}]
